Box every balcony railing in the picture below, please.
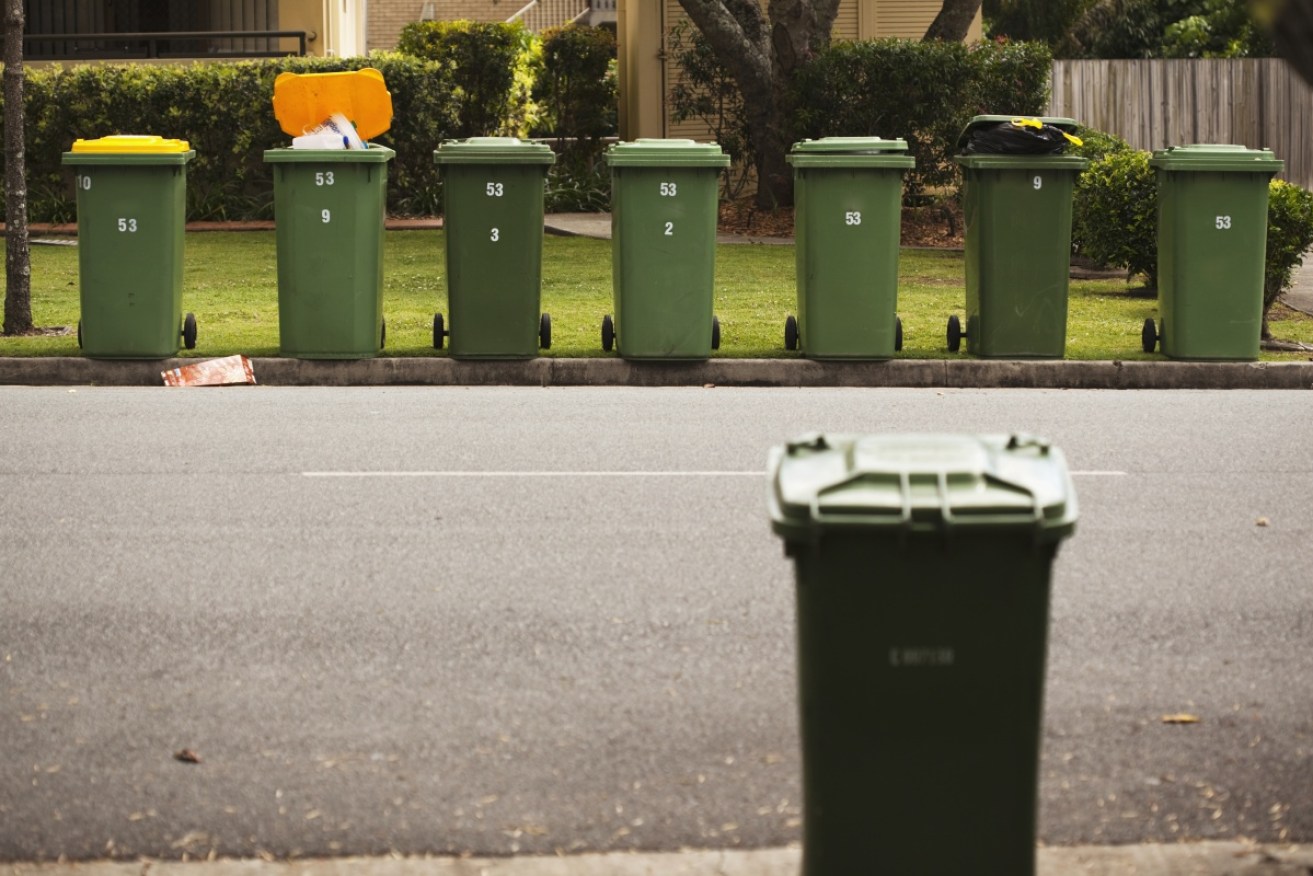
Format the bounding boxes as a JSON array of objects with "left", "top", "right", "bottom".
[{"left": 24, "top": 30, "right": 309, "bottom": 61}]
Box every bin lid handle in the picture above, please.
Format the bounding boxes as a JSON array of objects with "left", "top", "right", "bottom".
[{"left": 807, "top": 469, "right": 1044, "bottom": 532}]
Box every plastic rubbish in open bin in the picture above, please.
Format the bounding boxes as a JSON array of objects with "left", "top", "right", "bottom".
[
  {"left": 1143, "top": 144, "right": 1283, "bottom": 360},
  {"left": 603, "top": 139, "right": 730, "bottom": 360},
  {"left": 948, "top": 116, "right": 1088, "bottom": 358},
  {"left": 62, "top": 135, "right": 196, "bottom": 359},
  {"left": 434, "top": 137, "right": 556, "bottom": 359},
  {"left": 768, "top": 432, "right": 1078, "bottom": 876},
  {"left": 264, "top": 68, "right": 395, "bottom": 359},
  {"left": 785, "top": 137, "right": 915, "bottom": 359}
]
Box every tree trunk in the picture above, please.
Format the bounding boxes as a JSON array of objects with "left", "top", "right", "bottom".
[
  {"left": 924, "top": 0, "right": 983, "bottom": 41},
  {"left": 677, "top": 0, "right": 841, "bottom": 208},
  {"left": 3, "top": 0, "right": 32, "bottom": 336}
]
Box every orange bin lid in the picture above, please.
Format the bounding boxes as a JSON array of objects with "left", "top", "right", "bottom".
[{"left": 272, "top": 68, "right": 393, "bottom": 140}]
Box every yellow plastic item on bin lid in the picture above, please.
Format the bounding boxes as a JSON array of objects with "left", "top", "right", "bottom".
[
  {"left": 70, "top": 134, "right": 192, "bottom": 153},
  {"left": 272, "top": 68, "right": 393, "bottom": 140}
]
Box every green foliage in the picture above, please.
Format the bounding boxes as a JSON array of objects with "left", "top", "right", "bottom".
[
  {"left": 791, "top": 39, "right": 1053, "bottom": 195},
  {"left": 395, "top": 20, "right": 537, "bottom": 137},
  {"left": 1063, "top": 0, "right": 1272, "bottom": 58},
  {"left": 533, "top": 25, "right": 616, "bottom": 144},
  {"left": 985, "top": 0, "right": 1093, "bottom": 45},
  {"left": 1, "top": 55, "right": 464, "bottom": 222},
  {"left": 1263, "top": 179, "right": 1313, "bottom": 329},
  {"left": 544, "top": 161, "right": 611, "bottom": 213},
  {"left": 666, "top": 20, "right": 753, "bottom": 198},
  {"left": 1071, "top": 125, "right": 1132, "bottom": 163},
  {"left": 1072, "top": 148, "right": 1159, "bottom": 285}
]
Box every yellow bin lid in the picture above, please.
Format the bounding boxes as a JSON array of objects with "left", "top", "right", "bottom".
[
  {"left": 272, "top": 68, "right": 393, "bottom": 140},
  {"left": 70, "top": 134, "right": 192, "bottom": 153}
]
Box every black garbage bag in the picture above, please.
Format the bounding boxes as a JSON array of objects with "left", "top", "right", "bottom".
[{"left": 961, "top": 119, "right": 1077, "bottom": 155}]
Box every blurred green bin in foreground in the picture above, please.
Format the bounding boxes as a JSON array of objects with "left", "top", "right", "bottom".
[
  {"left": 1143, "top": 144, "right": 1283, "bottom": 360},
  {"left": 949, "top": 116, "right": 1088, "bottom": 358},
  {"left": 768, "top": 431, "right": 1078, "bottom": 876},
  {"left": 785, "top": 137, "right": 915, "bottom": 359},
  {"left": 434, "top": 137, "right": 556, "bottom": 359},
  {"left": 62, "top": 135, "right": 197, "bottom": 359},
  {"left": 603, "top": 139, "right": 730, "bottom": 360},
  {"left": 264, "top": 69, "right": 395, "bottom": 359}
]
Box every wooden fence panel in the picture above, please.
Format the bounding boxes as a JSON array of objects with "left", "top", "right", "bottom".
[{"left": 1049, "top": 58, "right": 1313, "bottom": 188}]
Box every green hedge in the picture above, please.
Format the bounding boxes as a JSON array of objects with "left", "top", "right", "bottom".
[
  {"left": 3, "top": 54, "right": 461, "bottom": 223},
  {"left": 791, "top": 39, "right": 1053, "bottom": 194}
]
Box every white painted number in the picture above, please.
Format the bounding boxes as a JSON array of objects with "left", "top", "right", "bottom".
[
  {"left": 1033, "top": 176, "right": 1043, "bottom": 190},
  {"left": 845, "top": 211, "right": 862, "bottom": 226},
  {"left": 116, "top": 217, "right": 137, "bottom": 233},
  {"left": 486, "top": 182, "right": 504, "bottom": 197},
  {"left": 1216, "top": 215, "right": 1232, "bottom": 230},
  {"left": 77, "top": 175, "right": 91, "bottom": 191},
  {"left": 321, "top": 209, "right": 331, "bottom": 224},
  {"left": 659, "top": 182, "right": 677, "bottom": 197},
  {"left": 315, "top": 171, "right": 335, "bottom": 186},
  {"left": 490, "top": 227, "right": 500, "bottom": 242},
  {"left": 664, "top": 221, "right": 674, "bottom": 236}
]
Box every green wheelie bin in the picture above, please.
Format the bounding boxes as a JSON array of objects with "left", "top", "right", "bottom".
[
  {"left": 769, "top": 432, "right": 1078, "bottom": 876},
  {"left": 264, "top": 69, "right": 394, "bottom": 359},
  {"left": 1143, "top": 144, "right": 1283, "bottom": 360},
  {"left": 948, "top": 116, "right": 1089, "bottom": 358},
  {"left": 62, "top": 135, "right": 197, "bottom": 359},
  {"left": 433, "top": 137, "right": 556, "bottom": 359},
  {"left": 603, "top": 139, "right": 730, "bottom": 360},
  {"left": 785, "top": 137, "right": 915, "bottom": 359}
]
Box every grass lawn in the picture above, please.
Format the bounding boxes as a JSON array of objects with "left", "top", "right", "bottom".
[{"left": 4, "top": 229, "right": 1311, "bottom": 360}]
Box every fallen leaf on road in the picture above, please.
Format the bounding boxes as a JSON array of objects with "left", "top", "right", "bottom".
[
  {"left": 174, "top": 749, "right": 202, "bottom": 763},
  {"left": 1256, "top": 517, "right": 1270, "bottom": 527},
  {"left": 1161, "top": 714, "right": 1201, "bottom": 724}
]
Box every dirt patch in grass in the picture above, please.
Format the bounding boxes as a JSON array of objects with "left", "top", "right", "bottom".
[{"left": 717, "top": 196, "right": 965, "bottom": 248}]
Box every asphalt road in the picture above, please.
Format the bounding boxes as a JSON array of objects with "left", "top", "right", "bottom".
[{"left": 1, "top": 386, "right": 1310, "bottom": 861}]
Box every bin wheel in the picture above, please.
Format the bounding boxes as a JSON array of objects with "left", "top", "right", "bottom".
[
  {"left": 712, "top": 315, "right": 721, "bottom": 351},
  {"left": 784, "top": 315, "right": 799, "bottom": 351},
  {"left": 602, "top": 314, "right": 615, "bottom": 352},
  {"left": 77, "top": 320, "right": 82, "bottom": 349},
  {"left": 895, "top": 316, "right": 904, "bottom": 352},
  {"left": 1141, "top": 318, "right": 1158, "bottom": 353},
  {"left": 947, "top": 314, "right": 962, "bottom": 353},
  {"left": 539, "top": 313, "right": 552, "bottom": 350},
  {"left": 182, "top": 313, "right": 198, "bottom": 350},
  {"left": 433, "top": 313, "right": 445, "bottom": 350},
  {"left": 380, "top": 319, "right": 386, "bottom": 350}
]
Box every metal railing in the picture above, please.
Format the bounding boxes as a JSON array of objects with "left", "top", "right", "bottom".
[
  {"left": 24, "top": 30, "right": 308, "bottom": 60},
  {"left": 507, "top": 0, "right": 589, "bottom": 32}
]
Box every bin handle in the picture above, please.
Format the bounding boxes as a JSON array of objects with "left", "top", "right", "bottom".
[{"left": 807, "top": 469, "right": 1044, "bottom": 532}]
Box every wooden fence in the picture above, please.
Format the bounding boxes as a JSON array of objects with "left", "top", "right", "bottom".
[{"left": 1048, "top": 58, "right": 1313, "bottom": 189}]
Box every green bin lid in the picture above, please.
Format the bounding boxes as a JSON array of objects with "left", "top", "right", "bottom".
[
  {"left": 263, "top": 145, "right": 395, "bottom": 164},
  {"left": 605, "top": 139, "right": 730, "bottom": 168},
  {"left": 955, "top": 114, "right": 1079, "bottom": 152},
  {"left": 1149, "top": 143, "right": 1283, "bottom": 174},
  {"left": 768, "top": 432, "right": 1077, "bottom": 544},
  {"left": 787, "top": 137, "right": 916, "bottom": 169},
  {"left": 435, "top": 137, "right": 556, "bottom": 165}
]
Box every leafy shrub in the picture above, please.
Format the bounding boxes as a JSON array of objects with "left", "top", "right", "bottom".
[
  {"left": 1072, "top": 148, "right": 1159, "bottom": 286},
  {"left": 533, "top": 24, "right": 616, "bottom": 155},
  {"left": 1071, "top": 126, "right": 1133, "bottom": 163},
  {"left": 544, "top": 161, "right": 611, "bottom": 213},
  {"left": 1263, "top": 179, "right": 1313, "bottom": 336},
  {"left": 2, "top": 55, "right": 462, "bottom": 222},
  {"left": 395, "top": 20, "right": 536, "bottom": 138},
  {"left": 791, "top": 39, "right": 1052, "bottom": 195}
]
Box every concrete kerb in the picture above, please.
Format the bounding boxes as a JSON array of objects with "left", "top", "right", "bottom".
[
  {"left": 3, "top": 357, "right": 1313, "bottom": 390},
  {"left": 6, "top": 843, "right": 1313, "bottom": 876}
]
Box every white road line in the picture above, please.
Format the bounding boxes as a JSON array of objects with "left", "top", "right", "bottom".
[
  {"left": 303, "top": 470, "right": 1128, "bottom": 478},
  {"left": 302, "top": 471, "right": 765, "bottom": 478}
]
